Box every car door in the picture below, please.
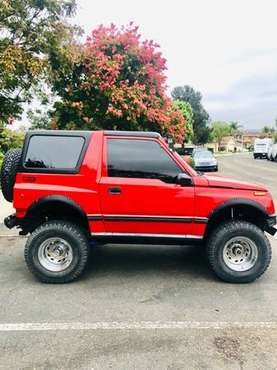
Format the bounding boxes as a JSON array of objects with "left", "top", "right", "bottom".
[{"left": 98, "top": 136, "right": 196, "bottom": 236}]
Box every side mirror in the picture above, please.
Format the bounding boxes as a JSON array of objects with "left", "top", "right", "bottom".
[{"left": 176, "top": 173, "right": 193, "bottom": 187}]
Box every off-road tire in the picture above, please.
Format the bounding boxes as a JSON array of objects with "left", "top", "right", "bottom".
[
  {"left": 24, "top": 221, "right": 89, "bottom": 283},
  {"left": 0, "top": 148, "right": 22, "bottom": 202},
  {"left": 207, "top": 221, "right": 271, "bottom": 283}
]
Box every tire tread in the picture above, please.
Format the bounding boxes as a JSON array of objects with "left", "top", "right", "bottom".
[
  {"left": 207, "top": 221, "right": 271, "bottom": 283},
  {"left": 24, "top": 220, "right": 89, "bottom": 283},
  {"left": 0, "top": 148, "right": 22, "bottom": 202}
]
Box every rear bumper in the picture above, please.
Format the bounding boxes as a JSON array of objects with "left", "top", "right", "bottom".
[
  {"left": 4, "top": 214, "right": 28, "bottom": 235},
  {"left": 4, "top": 214, "right": 17, "bottom": 229}
]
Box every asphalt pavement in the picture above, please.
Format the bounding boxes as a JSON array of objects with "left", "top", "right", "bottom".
[{"left": 1, "top": 152, "right": 277, "bottom": 369}]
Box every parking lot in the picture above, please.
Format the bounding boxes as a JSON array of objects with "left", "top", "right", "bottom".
[{"left": 1, "top": 152, "right": 277, "bottom": 370}]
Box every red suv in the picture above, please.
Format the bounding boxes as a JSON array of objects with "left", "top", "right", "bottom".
[{"left": 1, "top": 130, "right": 276, "bottom": 283}]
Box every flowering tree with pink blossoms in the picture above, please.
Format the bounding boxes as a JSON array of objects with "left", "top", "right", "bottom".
[{"left": 50, "top": 23, "right": 188, "bottom": 142}]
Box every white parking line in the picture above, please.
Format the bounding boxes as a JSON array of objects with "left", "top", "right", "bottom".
[{"left": 0, "top": 321, "right": 277, "bottom": 331}]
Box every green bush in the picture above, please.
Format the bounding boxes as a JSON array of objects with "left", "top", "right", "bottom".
[
  {"left": 0, "top": 151, "right": 4, "bottom": 169},
  {"left": 0, "top": 129, "right": 25, "bottom": 153},
  {"left": 0, "top": 129, "right": 25, "bottom": 169},
  {"left": 175, "top": 147, "right": 186, "bottom": 156},
  {"left": 175, "top": 147, "right": 194, "bottom": 156}
]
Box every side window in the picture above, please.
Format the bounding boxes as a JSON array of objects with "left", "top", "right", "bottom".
[
  {"left": 107, "top": 139, "right": 181, "bottom": 182},
  {"left": 24, "top": 135, "right": 85, "bottom": 170}
]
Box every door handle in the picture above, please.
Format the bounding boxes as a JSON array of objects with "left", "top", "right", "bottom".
[
  {"left": 22, "top": 175, "right": 37, "bottom": 182},
  {"left": 108, "top": 187, "right": 122, "bottom": 195}
]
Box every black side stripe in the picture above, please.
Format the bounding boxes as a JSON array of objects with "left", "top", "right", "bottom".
[
  {"left": 88, "top": 215, "right": 103, "bottom": 221},
  {"left": 104, "top": 216, "right": 194, "bottom": 223},
  {"left": 194, "top": 218, "right": 209, "bottom": 224},
  {"left": 87, "top": 215, "right": 208, "bottom": 224}
]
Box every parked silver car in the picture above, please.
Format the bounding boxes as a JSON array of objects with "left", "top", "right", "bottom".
[{"left": 193, "top": 149, "right": 218, "bottom": 172}]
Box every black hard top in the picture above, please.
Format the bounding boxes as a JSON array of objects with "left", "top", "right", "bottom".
[
  {"left": 104, "top": 130, "right": 161, "bottom": 138},
  {"left": 26, "top": 130, "right": 93, "bottom": 137},
  {"left": 26, "top": 130, "right": 161, "bottom": 138}
]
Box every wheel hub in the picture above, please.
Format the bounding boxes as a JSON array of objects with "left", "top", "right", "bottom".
[
  {"left": 223, "top": 236, "right": 258, "bottom": 272},
  {"left": 38, "top": 238, "right": 73, "bottom": 272}
]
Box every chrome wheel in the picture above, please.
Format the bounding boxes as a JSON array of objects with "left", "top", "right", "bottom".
[
  {"left": 223, "top": 236, "right": 258, "bottom": 272},
  {"left": 38, "top": 237, "right": 73, "bottom": 272}
]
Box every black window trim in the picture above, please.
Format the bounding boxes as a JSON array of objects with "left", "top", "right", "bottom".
[
  {"left": 20, "top": 131, "right": 92, "bottom": 174},
  {"left": 106, "top": 137, "right": 183, "bottom": 182}
]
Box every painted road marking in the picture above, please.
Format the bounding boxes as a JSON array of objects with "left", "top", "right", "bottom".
[{"left": 0, "top": 321, "right": 277, "bottom": 331}]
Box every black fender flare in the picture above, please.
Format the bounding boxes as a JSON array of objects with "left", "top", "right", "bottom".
[
  {"left": 21, "top": 195, "right": 89, "bottom": 233},
  {"left": 26, "top": 195, "right": 88, "bottom": 219},
  {"left": 208, "top": 198, "right": 268, "bottom": 220},
  {"left": 204, "top": 198, "right": 269, "bottom": 239}
]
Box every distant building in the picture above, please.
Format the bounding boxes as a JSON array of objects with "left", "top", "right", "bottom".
[
  {"left": 214, "top": 132, "right": 273, "bottom": 152},
  {"left": 218, "top": 136, "right": 237, "bottom": 152},
  {"left": 241, "top": 131, "right": 272, "bottom": 150},
  {"left": 186, "top": 131, "right": 273, "bottom": 153},
  {"left": 207, "top": 136, "right": 239, "bottom": 152}
]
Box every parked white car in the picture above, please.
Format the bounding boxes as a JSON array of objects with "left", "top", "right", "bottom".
[
  {"left": 253, "top": 138, "right": 272, "bottom": 159},
  {"left": 267, "top": 143, "right": 273, "bottom": 160},
  {"left": 271, "top": 143, "right": 277, "bottom": 161}
]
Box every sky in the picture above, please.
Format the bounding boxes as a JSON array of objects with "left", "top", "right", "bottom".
[{"left": 73, "top": 0, "right": 277, "bottom": 130}]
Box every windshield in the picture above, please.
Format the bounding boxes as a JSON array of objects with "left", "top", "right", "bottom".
[{"left": 194, "top": 150, "right": 213, "bottom": 159}]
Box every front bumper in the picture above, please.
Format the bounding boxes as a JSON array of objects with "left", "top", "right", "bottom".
[
  {"left": 254, "top": 153, "right": 267, "bottom": 158},
  {"left": 195, "top": 165, "right": 218, "bottom": 172},
  {"left": 266, "top": 214, "right": 277, "bottom": 236}
]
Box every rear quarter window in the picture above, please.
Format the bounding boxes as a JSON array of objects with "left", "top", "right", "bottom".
[{"left": 24, "top": 135, "right": 85, "bottom": 170}]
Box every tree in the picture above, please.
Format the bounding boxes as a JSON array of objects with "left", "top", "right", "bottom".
[
  {"left": 171, "top": 85, "right": 210, "bottom": 144},
  {"left": 211, "top": 121, "right": 231, "bottom": 149},
  {"left": 0, "top": 0, "right": 77, "bottom": 127},
  {"left": 172, "top": 100, "right": 193, "bottom": 142},
  {"left": 49, "top": 23, "right": 187, "bottom": 142},
  {"left": 27, "top": 109, "right": 52, "bottom": 130},
  {"left": 195, "top": 126, "right": 211, "bottom": 144},
  {"left": 230, "top": 121, "right": 242, "bottom": 133},
  {"left": 262, "top": 126, "right": 275, "bottom": 134}
]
